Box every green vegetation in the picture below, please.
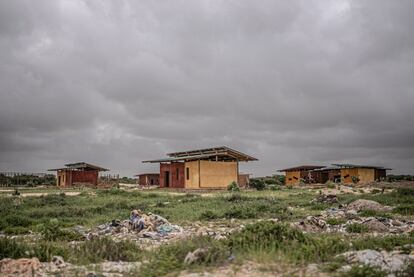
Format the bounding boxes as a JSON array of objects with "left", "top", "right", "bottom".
[
  {"left": 346, "top": 223, "right": 369, "bottom": 233},
  {"left": 326, "top": 218, "right": 346, "bottom": 225},
  {"left": 1, "top": 185, "right": 414, "bottom": 276},
  {"left": 227, "top": 181, "right": 240, "bottom": 192},
  {"left": 0, "top": 173, "right": 56, "bottom": 187}
]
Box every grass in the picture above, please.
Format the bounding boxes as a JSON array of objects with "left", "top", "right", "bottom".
[
  {"left": 0, "top": 189, "right": 318, "bottom": 235},
  {"left": 1, "top": 186, "right": 414, "bottom": 276}
]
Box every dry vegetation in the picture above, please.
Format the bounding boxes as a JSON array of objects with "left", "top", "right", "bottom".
[{"left": 1, "top": 183, "right": 414, "bottom": 276}]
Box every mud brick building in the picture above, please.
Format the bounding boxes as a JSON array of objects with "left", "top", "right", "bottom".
[
  {"left": 48, "top": 162, "right": 108, "bottom": 187},
  {"left": 135, "top": 173, "right": 160, "bottom": 186},
  {"left": 143, "top": 146, "right": 257, "bottom": 189},
  {"left": 279, "top": 164, "right": 389, "bottom": 185}
]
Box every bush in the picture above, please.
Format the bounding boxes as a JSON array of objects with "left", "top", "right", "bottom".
[
  {"left": 351, "top": 176, "right": 360, "bottom": 184},
  {"left": 228, "top": 222, "right": 311, "bottom": 252},
  {"left": 371, "top": 189, "right": 381, "bottom": 194},
  {"left": 393, "top": 204, "right": 414, "bottom": 215},
  {"left": 140, "top": 236, "right": 228, "bottom": 277},
  {"left": 227, "top": 181, "right": 240, "bottom": 192},
  {"left": 346, "top": 223, "right": 369, "bottom": 233},
  {"left": 224, "top": 205, "right": 258, "bottom": 219},
  {"left": 72, "top": 236, "right": 142, "bottom": 264},
  {"left": 326, "top": 181, "right": 336, "bottom": 189},
  {"left": 326, "top": 218, "right": 346, "bottom": 225},
  {"left": 199, "top": 210, "right": 219, "bottom": 220},
  {"left": 249, "top": 179, "right": 266, "bottom": 191},
  {"left": 226, "top": 193, "right": 246, "bottom": 202},
  {"left": 359, "top": 209, "right": 392, "bottom": 218},
  {"left": 0, "top": 238, "right": 27, "bottom": 259},
  {"left": 396, "top": 188, "right": 414, "bottom": 196}
]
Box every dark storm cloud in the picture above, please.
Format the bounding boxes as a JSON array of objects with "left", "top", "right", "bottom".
[{"left": 0, "top": 0, "right": 413, "bottom": 176}]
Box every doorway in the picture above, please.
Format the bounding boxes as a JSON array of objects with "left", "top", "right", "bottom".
[
  {"left": 164, "top": 171, "right": 170, "bottom": 187},
  {"left": 58, "top": 176, "right": 61, "bottom": 186}
]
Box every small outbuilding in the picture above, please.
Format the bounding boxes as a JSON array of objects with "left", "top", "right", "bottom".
[
  {"left": 135, "top": 173, "right": 160, "bottom": 186},
  {"left": 279, "top": 165, "right": 325, "bottom": 186},
  {"left": 48, "top": 162, "right": 109, "bottom": 187},
  {"left": 143, "top": 146, "right": 257, "bottom": 189},
  {"left": 279, "top": 163, "right": 390, "bottom": 185}
]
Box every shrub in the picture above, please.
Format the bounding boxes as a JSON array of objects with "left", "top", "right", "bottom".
[
  {"left": 224, "top": 205, "right": 258, "bottom": 219},
  {"left": 396, "top": 188, "right": 414, "bottom": 196},
  {"left": 346, "top": 223, "right": 369, "bottom": 233},
  {"left": 326, "top": 181, "right": 336, "bottom": 189},
  {"left": 72, "top": 236, "right": 142, "bottom": 264},
  {"left": 228, "top": 222, "right": 311, "bottom": 252},
  {"left": 199, "top": 210, "right": 219, "bottom": 220},
  {"left": 268, "top": 185, "right": 281, "bottom": 191},
  {"left": 359, "top": 209, "right": 392, "bottom": 218},
  {"left": 393, "top": 204, "right": 414, "bottom": 215},
  {"left": 351, "top": 176, "right": 360, "bottom": 184},
  {"left": 326, "top": 218, "right": 346, "bottom": 225},
  {"left": 0, "top": 238, "right": 27, "bottom": 259},
  {"left": 249, "top": 179, "right": 266, "bottom": 191},
  {"left": 227, "top": 181, "right": 240, "bottom": 192},
  {"left": 140, "top": 236, "right": 228, "bottom": 277},
  {"left": 371, "top": 189, "right": 381, "bottom": 194},
  {"left": 226, "top": 193, "right": 246, "bottom": 202},
  {"left": 41, "top": 218, "right": 62, "bottom": 241}
]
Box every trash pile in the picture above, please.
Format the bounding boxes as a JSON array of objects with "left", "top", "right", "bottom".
[
  {"left": 81, "top": 210, "right": 184, "bottom": 245},
  {"left": 337, "top": 249, "right": 414, "bottom": 276},
  {"left": 293, "top": 199, "right": 414, "bottom": 234}
]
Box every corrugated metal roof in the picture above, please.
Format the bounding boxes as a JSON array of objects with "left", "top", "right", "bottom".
[{"left": 143, "top": 146, "right": 258, "bottom": 163}]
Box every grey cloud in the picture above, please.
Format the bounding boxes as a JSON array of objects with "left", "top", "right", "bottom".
[{"left": 0, "top": 0, "right": 413, "bottom": 176}]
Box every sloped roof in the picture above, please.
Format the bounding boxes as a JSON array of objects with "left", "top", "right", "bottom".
[
  {"left": 331, "top": 164, "right": 391, "bottom": 170},
  {"left": 143, "top": 146, "right": 258, "bottom": 163},
  {"left": 48, "top": 162, "right": 109, "bottom": 172},
  {"left": 278, "top": 165, "right": 325, "bottom": 172}
]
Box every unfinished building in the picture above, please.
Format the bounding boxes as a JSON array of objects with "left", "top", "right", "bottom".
[
  {"left": 143, "top": 146, "right": 257, "bottom": 189},
  {"left": 48, "top": 162, "right": 109, "bottom": 187},
  {"left": 135, "top": 173, "right": 160, "bottom": 186},
  {"left": 279, "top": 164, "right": 389, "bottom": 185}
]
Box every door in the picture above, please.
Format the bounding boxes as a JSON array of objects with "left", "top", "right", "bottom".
[
  {"left": 164, "top": 171, "right": 170, "bottom": 187},
  {"left": 58, "top": 176, "right": 61, "bottom": 186}
]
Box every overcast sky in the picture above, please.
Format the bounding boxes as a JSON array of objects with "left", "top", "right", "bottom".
[{"left": 1, "top": 0, "right": 413, "bottom": 177}]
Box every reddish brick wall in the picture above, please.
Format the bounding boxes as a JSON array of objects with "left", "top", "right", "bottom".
[
  {"left": 139, "top": 174, "right": 160, "bottom": 186},
  {"left": 159, "top": 162, "right": 185, "bottom": 188},
  {"left": 71, "top": 170, "right": 98, "bottom": 186}
]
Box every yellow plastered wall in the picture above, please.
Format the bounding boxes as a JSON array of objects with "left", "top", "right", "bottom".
[
  {"left": 340, "top": 168, "right": 358, "bottom": 184},
  {"left": 199, "top": 161, "right": 237, "bottom": 188},
  {"left": 357, "top": 168, "right": 375, "bottom": 183},
  {"left": 285, "top": 171, "right": 301, "bottom": 185},
  {"left": 57, "top": 171, "right": 66, "bottom": 187},
  {"left": 184, "top": 161, "right": 200, "bottom": 189}
]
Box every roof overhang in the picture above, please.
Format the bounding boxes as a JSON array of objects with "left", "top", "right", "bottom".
[
  {"left": 143, "top": 146, "right": 258, "bottom": 163},
  {"left": 48, "top": 162, "right": 109, "bottom": 172}
]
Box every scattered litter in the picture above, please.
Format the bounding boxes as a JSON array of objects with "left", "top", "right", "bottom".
[{"left": 85, "top": 210, "right": 183, "bottom": 243}]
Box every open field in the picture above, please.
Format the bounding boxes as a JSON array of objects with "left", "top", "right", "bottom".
[{"left": 1, "top": 184, "right": 414, "bottom": 276}]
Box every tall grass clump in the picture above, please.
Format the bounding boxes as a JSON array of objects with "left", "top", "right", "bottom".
[{"left": 140, "top": 236, "right": 228, "bottom": 277}]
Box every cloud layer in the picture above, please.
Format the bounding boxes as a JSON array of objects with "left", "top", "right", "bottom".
[{"left": 1, "top": 0, "right": 413, "bottom": 176}]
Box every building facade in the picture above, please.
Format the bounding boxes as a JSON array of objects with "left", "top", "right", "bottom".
[
  {"left": 135, "top": 173, "right": 160, "bottom": 186},
  {"left": 279, "top": 164, "right": 389, "bottom": 185},
  {"left": 143, "top": 146, "right": 257, "bottom": 189},
  {"left": 48, "top": 162, "right": 108, "bottom": 187}
]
